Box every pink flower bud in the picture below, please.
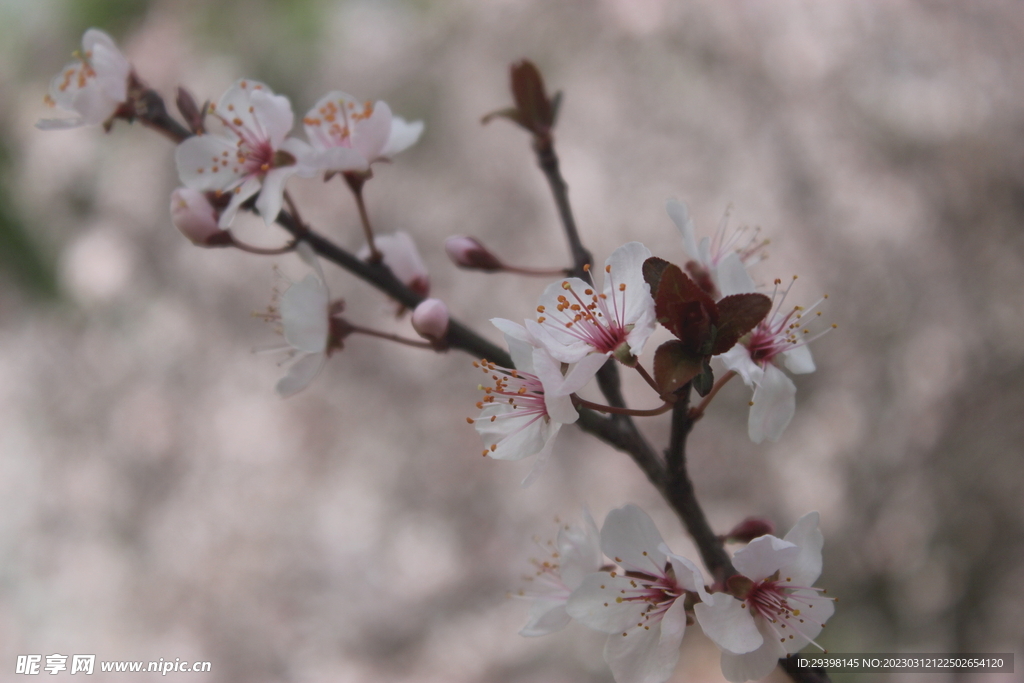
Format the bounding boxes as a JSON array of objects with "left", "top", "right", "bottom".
[
  {"left": 722, "top": 517, "right": 775, "bottom": 544},
  {"left": 170, "top": 188, "right": 226, "bottom": 246},
  {"left": 412, "top": 298, "right": 449, "bottom": 344},
  {"left": 444, "top": 235, "right": 503, "bottom": 271}
]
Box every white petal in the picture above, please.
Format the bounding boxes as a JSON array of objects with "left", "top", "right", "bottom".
[
  {"left": 732, "top": 535, "right": 798, "bottom": 583},
  {"left": 281, "top": 274, "right": 330, "bottom": 353},
  {"left": 604, "top": 241, "right": 654, "bottom": 325},
  {"left": 780, "top": 512, "right": 823, "bottom": 586},
  {"left": 380, "top": 116, "right": 424, "bottom": 159},
  {"left": 532, "top": 349, "right": 580, "bottom": 424},
  {"left": 174, "top": 134, "right": 244, "bottom": 191},
  {"left": 255, "top": 165, "right": 297, "bottom": 225},
  {"left": 531, "top": 278, "right": 596, "bottom": 362},
  {"left": 218, "top": 176, "right": 261, "bottom": 228},
  {"left": 782, "top": 343, "right": 816, "bottom": 375},
  {"left": 558, "top": 508, "right": 603, "bottom": 589},
  {"left": 719, "top": 617, "right": 788, "bottom": 682},
  {"left": 665, "top": 552, "right": 709, "bottom": 600},
  {"left": 491, "top": 318, "right": 535, "bottom": 372},
  {"left": 566, "top": 573, "right": 647, "bottom": 634},
  {"left": 519, "top": 427, "right": 558, "bottom": 487},
  {"left": 603, "top": 621, "right": 682, "bottom": 683},
  {"left": 353, "top": 99, "right": 393, "bottom": 162},
  {"left": 694, "top": 594, "right": 763, "bottom": 655},
  {"left": 249, "top": 87, "right": 294, "bottom": 148},
  {"left": 600, "top": 504, "right": 668, "bottom": 575},
  {"left": 748, "top": 363, "right": 796, "bottom": 444},
  {"left": 276, "top": 352, "right": 326, "bottom": 397},
  {"left": 520, "top": 600, "right": 572, "bottom": 637},
  {"left": 475, "top": 403, "right": 554, "bottom": 461},
  {"left": 782, "top": 588, "right": 835, "bottom": 653},
  {"left": 715, "top": 252, "right": 757, "bottom": 296},
  {"left": 719, "top": 345, "right": 764, "bottom": 387},
  {"left": 667, "top": 199, "right": 699, "bottom": 260},
  {"left": 306, "top": 146, "right": 369, "bottom": 175},
  {"left": 558, "top": 352, "right": 607, "bottom": 396},
  {"left": 70, "top": 77, "right": 119, "bottom": 124},
  {"left": 88, "top": 40, "right": 130, "bottom": 102}
]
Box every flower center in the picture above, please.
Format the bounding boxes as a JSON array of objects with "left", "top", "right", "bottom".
[
  {"left": 744, "top": 577, "right": 832, "bottom": 650},
  {"left": 535, "top": 266, "right": 632, "bottom": 354},
  {"left": 613, "top": 567, "right": 684, "bottom": 632},
  {"left": 467, "top": 359, "right": 549, "bottom": 456},
  {"left": 304, "top": 98, "right": 376, "bottom": 149},
  {"left": 746, "top": 276, "right": 833, "bottom": 366}
]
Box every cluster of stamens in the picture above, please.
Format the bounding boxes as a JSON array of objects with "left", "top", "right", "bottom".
[
  {"left": 709, "top": 206, "right": 770, "bottom": 267},
  {"left": 746, "top": 275, "right": 836, "bottom": 365},
  {"left": 535, "top": 265, "right": 631, "bottom": 354},
  {"left": 196, "top": 82, "right": 276, "bottom": 185},
  {"left": 303, "top": 98, "right": 375, "bottom": 148},
  {"left": 48, "top": 50, "right": 97, "bottom": 102},
  {"left": 743, "top": 575, "right": 835, "bottom": 650},
  {"left": 466, "top": 359, "right": 548, "bottom": 456},
  {"left": 602, "top": 551, "right": 686, "bottom": 637}
]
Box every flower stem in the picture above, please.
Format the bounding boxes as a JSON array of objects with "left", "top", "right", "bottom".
[
  {"left": 349, "top": 325, "right": 434, "bottom": 350},
  {"left": 500, "top": 264, "right": 573, "bottom": 277},
  {"left": 572, "top": 395, "right": 674, "bottom": 417},
  {"left": 634, "top": 362, "right": 664, "bottom": 395},
  {"left": 344, "top": 173, "right": 381, "bottom": 263}
]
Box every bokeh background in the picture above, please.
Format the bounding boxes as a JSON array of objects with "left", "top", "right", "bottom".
[{"left": 1, "top": 0, "right": 1022, "bottom": 681}]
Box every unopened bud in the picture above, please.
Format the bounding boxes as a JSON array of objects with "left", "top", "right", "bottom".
[
  {"left": 412, "top": 298, "right": 450, "bottom": 345},
  {"left": 722, "top": 517, "right": 775, "bottom": 544},
  {"left": 445, "top": 235, "right": 504, "bottom": 271},
  {"left": 170, "top": 188, "right": 228, "bottom": 246}
]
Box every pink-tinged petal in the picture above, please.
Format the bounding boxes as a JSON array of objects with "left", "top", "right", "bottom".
[
  {"left": 715, "top": 252, "right": 757, "bottom": 297},
  {"left": 175, "top": 134, "right": 245, "bottom": 192},
  {"left": 218, "top": 175, "right": 262, "bottom": 228},
  {"left": 718, "top": 345, "right": 763, "bottom": 387},
  {"left": 748, "top": 363, "right": 796, "bottom": 443},
  {"left": 276, "top": 351, "right": 326, "bottom": 397},
  {"left": 718, "top": 617, "right": 788, "bottom": 682},
  {"left": 249, "top": 87, "right": 294, "bottom": 147},
  {"left": 732, "top": 535, "right": 798, "bottom": 582},
  {"left": 558, "top": 508, "right": 603, "bottom": 589},
  {"left": 566, "top": 573, "right": 647, "bottom": 634},
  {"left": 364, "top": 232, "right": 429, "bottom": 293},
  {"left": 603, "top": 621, "right": 682, "bottom": 683},
  {"left": 600, "top": 504, "right": 667, "bottom": 575},
  {"left": 380, "top": 116, "right": 424, "bottom": 158},
  {"left": 780, "top": 512, "right": 823, "bottom": 587},
  {"left": 782, "top": 343, "right": 816, "bottom": 375},
  {"left": 667, "top": 199, "right": 699, "bottom": 261},
  {"left": 694, "top": 593, "right": 763, "bottom": 655},
  {"left": 475, "top": 403, "right": 554, "bottom": 461},
  {"left": 520, "top": 599, "right": 571, "bottom": 637},
  {"left": 281, "top": 273, "right": 329, "bottom": 353},
  {"left": 353, "top": 99, "right": 393, "bottom": 162},
  {"left": 170, "top": 188, "right": 221, "bottom": 245},
  {"left": 255, "top": 165, "right": 297, "bottom": 225}
]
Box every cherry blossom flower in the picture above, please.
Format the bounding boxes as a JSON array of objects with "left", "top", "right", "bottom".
[
  {"left": 175, "top": 79, "right": 311, "bottom": 228},
  {"left": 666, "top": 199, "right": 765, "bottom": 298},
  {"left": 526, "top": 242, "right": 656, "bottom": 386},
  {"left": 301, "top": 91, "right": 423, "bottom": 175},
  {"left": 470, "top": 320, "right": 589, "bottom": 486},
  {"left": 358, "top": 231, "right": 430, "bottom": 298},
  {"left": 170, "top": 188, "right": 226, "bottom": 246},
  {"left": 516, "top": 508, "right": 603, "bottom": 637},
  {"left": 694, "top": 512, "right": 835, "bottom": 683},
  {"left": 566, "top": 504, "right": 708, "bottom": 683},
  {"left": 718, "top": 277, "right": 829, "bottom": 443},
  {"left": 270, "top": 244, "right": 350, "bottom": 396},
  {"left": 38, "top": 29, "right": 132, "bottom": 130}
]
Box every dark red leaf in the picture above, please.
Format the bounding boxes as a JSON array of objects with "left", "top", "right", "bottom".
[
  {"left": 654, "top": 263, "right": 719, "bottom": 351},
  {"left": 653, "top": 341, "right": 704, "bottom": 394},
  {"left": 711, "top": 293, "right": 772, "bottom": 355}
]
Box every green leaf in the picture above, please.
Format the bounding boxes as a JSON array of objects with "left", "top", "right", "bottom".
[
  {"left": 711, "top": 293, "right": 772, "bottom": 354},
  {"left": 653, "top": 340, "right": 704, "bottom": 394}
]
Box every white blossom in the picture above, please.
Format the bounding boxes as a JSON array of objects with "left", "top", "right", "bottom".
[{"left": 38, "top": 29, "right": 131, "bottom": 130}]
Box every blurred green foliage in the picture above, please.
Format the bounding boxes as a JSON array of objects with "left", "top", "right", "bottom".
[
  {"left": 0, "top": 142, "right": 58, "bottom": 300},
  {"left": 66, "top": 0, "right": 151, "bottom": 37}
]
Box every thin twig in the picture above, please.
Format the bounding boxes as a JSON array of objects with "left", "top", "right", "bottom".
[{"left": 573, "top": 395, "right": 674, "bottom": 417}]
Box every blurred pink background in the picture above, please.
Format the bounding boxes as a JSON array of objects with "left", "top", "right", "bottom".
[{"left": 1, "top": 1, "right": 1022, "bottom": 681}]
